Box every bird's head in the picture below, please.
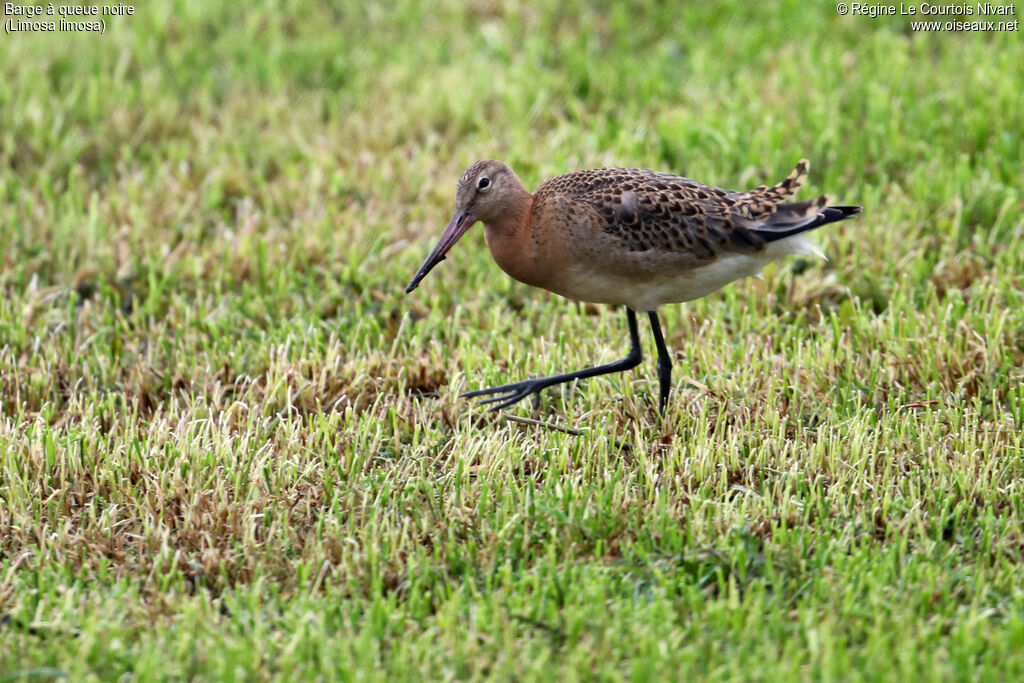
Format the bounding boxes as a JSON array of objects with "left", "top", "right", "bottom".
[{"left": 405, "top": 160, "right": 522, "bottom": 293}]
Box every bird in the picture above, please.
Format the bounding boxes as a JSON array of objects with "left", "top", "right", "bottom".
[{"left": 405, "top": 159, "right": 861, "bottom": 414}]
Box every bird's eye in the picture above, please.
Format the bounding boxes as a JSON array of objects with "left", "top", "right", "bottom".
[{"left": 478, "top": 177, "right": 490, "bottom": 190}]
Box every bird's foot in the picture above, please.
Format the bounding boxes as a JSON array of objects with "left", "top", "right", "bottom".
[{"left": 462, "top": 377, "right": 563, "bottom": 412}]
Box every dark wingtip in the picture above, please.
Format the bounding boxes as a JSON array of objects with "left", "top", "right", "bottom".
[
  {"left": 755, "top": 204, "right": 864, "bottom": 242},
  {"left": 404, "top": 282, "right": 417, "bottom": 294}
]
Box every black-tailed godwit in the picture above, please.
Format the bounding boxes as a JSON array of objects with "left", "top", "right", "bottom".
[{"left": 406, "top": 159, "right": 861, "bottom": 414}]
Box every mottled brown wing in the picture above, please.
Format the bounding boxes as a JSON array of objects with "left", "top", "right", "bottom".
[{"left": 536, "top": 162, "right": 824, "bottom": 259}]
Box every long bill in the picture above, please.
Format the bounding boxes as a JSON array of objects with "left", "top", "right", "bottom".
[{"left": 405, "top": 209, "right": 474, "bottom": 293}]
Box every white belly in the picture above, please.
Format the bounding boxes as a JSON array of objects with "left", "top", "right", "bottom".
[{"left": 556, "top": 236, "right": 825, "bottom": 311}]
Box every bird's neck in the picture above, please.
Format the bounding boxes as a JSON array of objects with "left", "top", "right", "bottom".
[{"left": 482, "top": 186, "right": 537, "bottom": 285}]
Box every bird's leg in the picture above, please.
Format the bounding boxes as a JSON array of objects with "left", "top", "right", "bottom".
[
  {"left": 647, "top": 310, "right": 672, "bottom": 416},
  {"left": 463, "top": 308, "right": 643, "bottom": 412}
]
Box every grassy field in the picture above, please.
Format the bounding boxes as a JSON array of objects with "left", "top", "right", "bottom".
[{"left": 1, "top": 0, "right": 1023, "bottom": 679}]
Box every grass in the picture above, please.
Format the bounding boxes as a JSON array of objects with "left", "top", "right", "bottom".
[{"left": 1, "top": 0, "right": 1023, "bottom": 679}]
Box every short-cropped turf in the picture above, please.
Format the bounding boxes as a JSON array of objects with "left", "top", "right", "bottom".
[{"left": 1, "top": 1, "right": 1022, "bottom": 679}]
